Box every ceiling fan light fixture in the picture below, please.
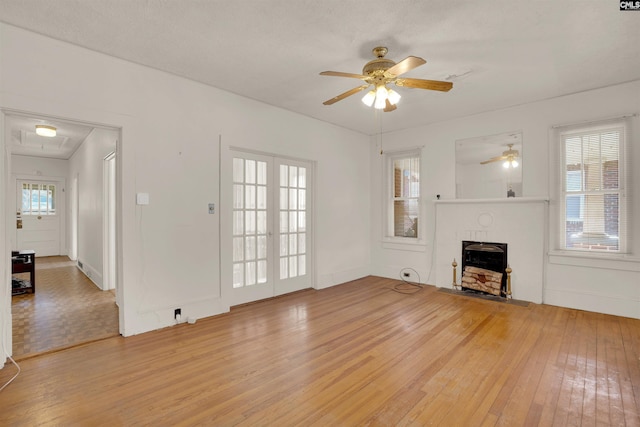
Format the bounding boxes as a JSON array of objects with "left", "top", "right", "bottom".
[
  {"left": 387, "top": 89, "right": 401, "bottom": 105},
  {"left": 362, "top": 90, "right": 376, "bottom": 107},
  {"left": 373, "top": 85, "right": 388, "bottom": 109},
  {"left": 35, "top": 125, "right": 57, "bottom": 137},
  {"left": 503, "top": 158, "right": 519, "bottom": 168}
]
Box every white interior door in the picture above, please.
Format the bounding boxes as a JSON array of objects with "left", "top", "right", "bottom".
[
  {"left": 274, "top": 159, "right": 312, "bottom": 296},
  {"left": 229, "top": 152, "right": 312, "bottom": 306},
  {"left": 231, "top": 153, "right": 275, "bottom": 305},
  {"left": 16, "top": 180, "right": 61, "bottom": 256}
]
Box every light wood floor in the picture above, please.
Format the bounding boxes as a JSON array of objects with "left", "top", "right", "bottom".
[
  {"left": 11, "top": 256, "right": 119, "bottom": 359},
  {"left": 1, "top": 276, "right": 639, "bottom": 426}
]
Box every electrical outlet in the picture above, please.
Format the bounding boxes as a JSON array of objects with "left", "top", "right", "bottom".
[
  {"left": 403, "top": 272, "right": 411, "bottom": 278},
  {"left": 174, "top": 308, "right": 181, "bottom": 319}
]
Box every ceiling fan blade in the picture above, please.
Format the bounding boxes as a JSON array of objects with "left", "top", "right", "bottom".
[
  {"left": 383, "top": 56, "right": 426, "bottom": 77},
  {"left": 383, "top": 99, "right": 397, "bottom": 112},
  {"left": 480, "top": 155, "right": 507, "bottom": 165},
  {"left": 395, "top": 78, "right": 453, "bottom": 92},
  {"left": 320, "top": 71, "right": 369, "bottom": 80},
  {"left": 322, "top": 84, "right": 371, "bottom": 105}
]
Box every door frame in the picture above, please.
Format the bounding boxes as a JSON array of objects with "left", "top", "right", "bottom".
[
  {"left": 103, "top": 152, "right": 116, "bottom": 292},
  {"left": 0, "top": 108, "right": 124, "bottom": 361},
  {"left": 221, "top": 146, "right": 316, "bottom": 307}
]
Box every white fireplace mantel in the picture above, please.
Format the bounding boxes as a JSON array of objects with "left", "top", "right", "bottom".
[{"left": 434, "top": 197, "right": 548, "bottom": 303}]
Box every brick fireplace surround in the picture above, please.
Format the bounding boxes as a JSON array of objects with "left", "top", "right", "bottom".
[{"left": 435, "top": 198, "right": 548, "bottom": 303}]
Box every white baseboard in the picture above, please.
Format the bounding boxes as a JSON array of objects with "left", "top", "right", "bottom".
[
  {"left": 77, "top": 260, "right": 103, "bottom": 290},
  {"left": 544, "top": 287, "right": 640, "bottom": 319},
  {"left": 316, "top": 266, "right": 369, "bottom": 290}
]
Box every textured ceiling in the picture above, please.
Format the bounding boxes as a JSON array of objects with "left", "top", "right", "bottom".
[{"left": 1, "top": 0, "right": 639, "bottom": 136}]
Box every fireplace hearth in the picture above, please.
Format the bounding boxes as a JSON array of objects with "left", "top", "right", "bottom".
[{"left": 461, "top": 241, "right": 508, "bottom": 297}]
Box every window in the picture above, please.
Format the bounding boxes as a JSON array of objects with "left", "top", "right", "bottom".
[
  {"left": 560, "top": 123, "right": 625, "bottom": 252},
  {"left": 21, "top": 182, "right": 56, "bottom": 216},
  {"left": 387, "top": 151, "right": 420, "bottom": 239}
]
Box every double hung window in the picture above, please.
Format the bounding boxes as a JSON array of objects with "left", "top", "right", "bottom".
[
  {"left": 560, "top": 123, "right": 625, "bottom": 252},
  {"left": 387, "top": 151, "right": 421, "bottom": 240}
]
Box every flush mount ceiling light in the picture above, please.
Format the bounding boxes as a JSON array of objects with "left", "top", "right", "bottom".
[{"left": 35, "top": 125, "right": 57, "bottom": 137}]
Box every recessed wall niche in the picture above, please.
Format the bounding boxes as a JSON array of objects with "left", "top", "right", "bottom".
[{"left": 455, "top": 131, "right": 523, "bottom": 199}]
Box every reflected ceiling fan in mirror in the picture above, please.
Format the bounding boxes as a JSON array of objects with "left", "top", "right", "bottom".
[
  {"left": 480, "top": 144, "right": 520, "bottom": 168},
  {"left": 320, "top": 46, "right": 453, "bottom": 112}
]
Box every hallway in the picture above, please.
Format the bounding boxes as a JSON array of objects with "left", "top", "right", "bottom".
[{"left": 11, "top": 256, "right": 119, "bottom": 359}]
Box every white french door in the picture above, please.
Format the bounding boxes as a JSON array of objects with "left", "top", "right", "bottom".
[
  {"left": 274, "top": 159, "right": 311, "bottom": 296},
  {"left": 229, "top": 151, "right": 312, "bottom": 306}
]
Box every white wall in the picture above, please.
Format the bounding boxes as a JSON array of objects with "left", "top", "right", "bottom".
[
  {"left": 68, "top": 128, "right": 117, "bottom": 288},
  {"left": 0, "top": 22, "right": 371, "bottom": 361},
  {"left": 11, "top": 155, "right": 68, "bottom": 178},
  {"left": 371, "top": 81, "right": 640, "bottom": 319}
]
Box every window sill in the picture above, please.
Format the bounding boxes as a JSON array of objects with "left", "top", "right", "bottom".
[
  {"left": 548, "top": 250, "right": 640, "bottom": 272},
  {"left": 382, "top": 238, "right": 427, "bottom": 252}
]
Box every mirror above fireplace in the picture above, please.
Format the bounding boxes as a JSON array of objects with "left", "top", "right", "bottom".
[{"left": 455, "top": 131, "right": 523, "bottom": 199}]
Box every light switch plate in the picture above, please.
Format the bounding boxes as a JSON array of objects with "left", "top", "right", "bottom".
[
  {"left": 208, "top": 203, "right": 215, "bottom": 214},
  {"left": 136, "top": 193, "right": 150, "bottom": 205}
]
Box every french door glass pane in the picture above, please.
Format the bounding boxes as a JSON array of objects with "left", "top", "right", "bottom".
[
  {"left": 245, "top": 236, "right": 256, "bottom": 260},
  {"left": 257, "top": 211, "right": 267, "bottom": 234},
  {"left": 280, "top": 165, "right": 288, "bottom": 187},
  {"left": 245, "top": 160, "right": 256, "bottom": 184},
  {"left": 233, "top": 263, "right": 244, "bottom": 288},
  {"left": 289, "top": 166, "right": 298, "bottom": 187},
  {"left": 257, "top": 162, "right": 267, "bottom": 185},
  {"left": 245, "top": 185, "right": 256, "bottom": 209},
  {"left": 298, "top": 168, "right": 306, "bottom": 188},
  {"left": 257, "top": 236, "right": 267, "bottom": 259},
  {"left": 246, "top": 262, "right": 256, "bottom": 286},
  {"left": 257, "top": 260, "right": 267, "bottom": 283},
  {"left": 289, "top": 256, "right": 297, "bottom": 277},
  {"left": 257, "top": 186, "right": 267, "bottom": 209},
  {"left": 233, "top": 211, "right": 244, "bottom": 235},
  {"left": 298, "top": 233, "right": 306, "bottom": 254},
  {"left": 245, "top": 211, "right": 256, "bottom": 234},
  {"left": 233, "top": 237, "right": 244, "bottom": 262},
  {"left": 233, "top": 185, "right": 244, "bottom": 209}
]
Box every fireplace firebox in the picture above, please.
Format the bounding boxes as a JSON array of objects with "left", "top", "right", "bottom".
[{"left": 461, "top": 241, "right": 508, "bottom": 297}]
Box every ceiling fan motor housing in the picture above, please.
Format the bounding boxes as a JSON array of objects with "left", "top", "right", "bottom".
[{"left": 362, "top": 47, "right": 396, "bottom": 82}]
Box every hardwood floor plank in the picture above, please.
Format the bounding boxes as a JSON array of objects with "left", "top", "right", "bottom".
[{"left": 1, "top": 276, "right": 639, "bottom": 426}]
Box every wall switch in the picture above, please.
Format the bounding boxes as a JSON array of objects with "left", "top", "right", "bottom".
[
  {"left": 208, "top": 203, "right": 215, "bottom": 214},
  {"left": 136, "top": 193, "right": 150, "bottom": 205}
]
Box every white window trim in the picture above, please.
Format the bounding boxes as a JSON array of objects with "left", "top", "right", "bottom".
[
  {"left": 554, "top": 119, "right": 628, "bottom": 255},
  {"left": 382, "top": 148, "right": 425, "bottom": 246}
]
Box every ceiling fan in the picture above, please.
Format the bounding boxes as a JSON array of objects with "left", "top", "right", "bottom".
[
  {"left": 480, "top": 144, "right": 520, "bottom": 168},
  {"left": 320, "top": 46, "right": 453, "bottom": 112}
]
